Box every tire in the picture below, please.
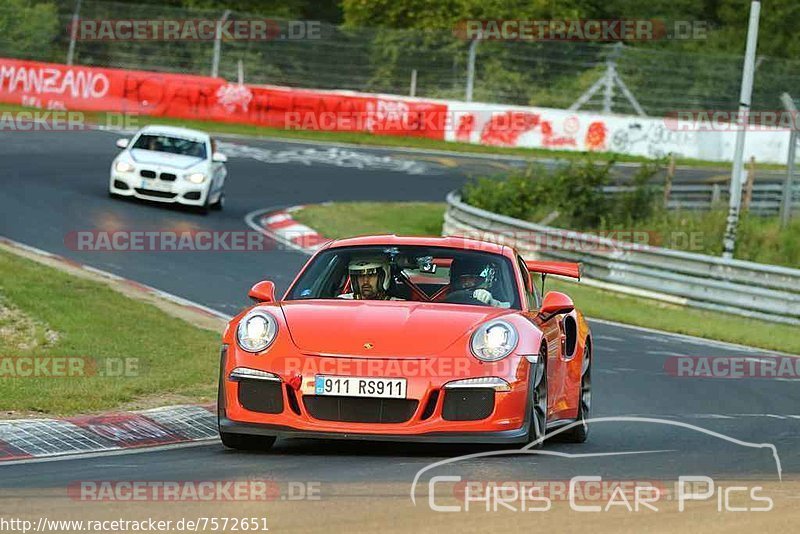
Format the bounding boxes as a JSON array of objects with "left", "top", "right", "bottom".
[
  {"left": 196, "top": 195, "right": 210, "bottom": 215},
  {"left": 211, "top": 192, "right": 224, "bottom": 211},
  {"left": 219, "top": 431, "right": 276, "bottom": 451},
  {"left": 562, "top": 342, "right": 592, "bottom": 443},
  {"left": 525, "top": 343, "right": 548, "bottom": 447}
]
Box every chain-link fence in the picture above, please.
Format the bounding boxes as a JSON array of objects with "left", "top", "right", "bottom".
[{"left": 2, "top": 0, "right": 800, "bottom": 117}]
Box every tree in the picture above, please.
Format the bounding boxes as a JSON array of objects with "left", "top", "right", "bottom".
[{"left": 0, "top": 0, "right": 60, "bottom": 61}]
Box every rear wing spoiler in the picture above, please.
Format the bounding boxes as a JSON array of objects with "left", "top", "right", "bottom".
[{"left": 525, "top": 260, "right": 582, "bottom": 280}]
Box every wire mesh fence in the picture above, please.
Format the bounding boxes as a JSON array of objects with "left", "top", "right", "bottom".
[{"left": 2, "top": 0, "right": 800, "bottom": 116}]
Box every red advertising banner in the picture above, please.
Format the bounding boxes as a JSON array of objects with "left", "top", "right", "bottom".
[{"left": 0, "top": 57, "right": 447, "bottom": 139}]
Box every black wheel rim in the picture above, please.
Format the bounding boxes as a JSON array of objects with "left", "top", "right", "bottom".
[
  {"left": 580, "top": 346, "right": 592, "bottom": 418},
  {"left": 532, "top": 346, "right": 548, "bottom": 441}
]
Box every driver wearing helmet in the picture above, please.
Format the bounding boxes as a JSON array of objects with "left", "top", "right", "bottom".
[
  {"left": 338, "top": 257, "right": 402, "bottom": 300},
  {"left": 447, "top": 257, "right": 510, "bottom": 308}
]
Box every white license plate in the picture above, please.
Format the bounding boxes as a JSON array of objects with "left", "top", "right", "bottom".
[
  {"left": 314, "top": 375, "right": 407, "bottom": 399},
  {"left": 140, "top": 179, "right": 170, "bottom": 191}
]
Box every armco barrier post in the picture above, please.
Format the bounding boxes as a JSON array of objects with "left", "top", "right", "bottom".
[
  {"left": 664, "top": 154, "right": 675, "bottom": 208},
  {"left": 780, "top": 92, "right": 798, "bottom": 228},
  {"left": 781, "top": 131, "right": 797, "bottom": 227},
  {"left": 743, "top": 156, "right": 756, "bottom": 212}
]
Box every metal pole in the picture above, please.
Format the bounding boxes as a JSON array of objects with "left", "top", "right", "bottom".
[
  {"left": 603, "top": 55, "right": 615, "bottom": 114},
  {"left": 211, "top": 10, "right": 231, "bottom": 78},
  {"left": 780, "top": 92, "right": 798, "bottom": 228},
  {"left": 409, "top": 69, "right": 417, "bottom": 97},
  {"left": 781, "top": 130, "right": 797, "bottom": 227},
  {"left": 66, "top": 0, "right": 82, "bottom": 66},
  {"left": 237, "top": 59, "right": 244, "bottom": 85},
  {"left": 465, "top": 35, "right": 480, "bottom": 102},
  {"left": 722, "top": 1, "right": 760, "bottom": 259}
]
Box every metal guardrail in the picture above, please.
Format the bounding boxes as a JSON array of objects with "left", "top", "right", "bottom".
[
  {"left": 602, "top": 182, "right": 800, "bottom": 215},
  {"left": 443, "top": 191, "right": 800, "bottom": 325}
]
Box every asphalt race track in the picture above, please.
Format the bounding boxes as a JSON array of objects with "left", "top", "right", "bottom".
[{"left": 0, "top": 129, "right": 797, "bottom": 494}]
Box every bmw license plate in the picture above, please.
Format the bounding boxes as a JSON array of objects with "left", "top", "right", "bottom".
[
  {"left": 140, "top": 179, "right": 170, "bottom": 191},
  {"left": 314, "top": 375, "right": 407, "bottom": 399}
]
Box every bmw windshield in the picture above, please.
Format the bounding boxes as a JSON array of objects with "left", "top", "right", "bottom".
[{"left": 131, "top": 134, "right": 207, "bottom": 158}]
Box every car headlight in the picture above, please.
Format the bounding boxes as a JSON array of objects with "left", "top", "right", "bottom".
[
  {"left": 470, "top": 320, "right": 518, "bottom": 361},
  {"left": 236, "top": 310, "right": 278, "bottom": 353},
  {"left": 115, "top": 161, "right": 135, "bottom": 173},
  {"left": 185, "top": 172, "right": 207, "bottom": 184}
]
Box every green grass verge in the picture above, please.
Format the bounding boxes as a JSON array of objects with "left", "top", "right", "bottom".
[
  {"left": 0, "top": 102, "right": 768, "bottom": 169},
  {"left": 294, "top": 202, "right": 446, "bottom": 239},
  {"left": 292, "top": 202, "right": 799, "bottom": 355},
  {"left": 0, "top": 250, "right": 220, "bottom": 415}
]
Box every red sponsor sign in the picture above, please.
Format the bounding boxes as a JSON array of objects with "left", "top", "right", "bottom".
[{"left": 0, "top": 57, "right": 447, "bottom": 139}]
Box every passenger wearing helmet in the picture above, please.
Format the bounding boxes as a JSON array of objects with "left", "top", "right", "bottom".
[
  {"left": 445, "top": 257, "right": 510, "bottom": 308},
  {"left": 338, "top": 257, "right": 402, "bottom": 300}
]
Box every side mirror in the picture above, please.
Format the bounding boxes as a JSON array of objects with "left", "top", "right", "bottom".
[
  {"left": 212, "top": 152, "right": 227, "bottom": 163},
  {"left": 540, "top": 291, "right": 574, "bottom": 318},
  {"left": 116, "top": 138, "right": 129, "bottom": 149},
  {"left": 248, "top": 280, "right": 276, "bottom": 303}
]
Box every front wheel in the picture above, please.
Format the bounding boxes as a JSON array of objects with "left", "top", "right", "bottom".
[
  {"left": 562, "top": 342, "right": 592, "bottom": 443},
  {"left": 210, "top": 192, "right": 225, "bottom": 211},
  {"left": 219, "top": 431, "right": 276, "bottom": 451},
  {"left": 525, "top": 344, "right": 548, "bottom": 447}
]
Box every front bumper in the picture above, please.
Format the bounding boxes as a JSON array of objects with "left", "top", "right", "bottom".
[
  {"left": 219, "top": 417, "right": 530, "bottom": 444},
  {"left": 219, "top": 345, "right": 534, "bottom": 444},
  {"left": 109, "top": 172, "right": 210, "bottom": 206}
]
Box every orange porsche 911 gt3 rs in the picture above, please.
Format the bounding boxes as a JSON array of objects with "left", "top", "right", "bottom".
[{"left": 217, "top": 235, "right": 592, "bottom": 450}]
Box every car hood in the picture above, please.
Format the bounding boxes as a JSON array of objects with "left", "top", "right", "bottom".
[
  {"left": 128, "top": 149, "right": 205, "bottom": 169},
  {"left": 279, "top": 300, "right": 513, "bottom": 357}
]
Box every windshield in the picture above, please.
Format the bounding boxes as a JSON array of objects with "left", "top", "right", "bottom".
[
  {"left": 286, "top": 245, "right": 520, "bottom": 309},
  {"left": 131, "top": 134, "right": 207, "bottom": 158}
]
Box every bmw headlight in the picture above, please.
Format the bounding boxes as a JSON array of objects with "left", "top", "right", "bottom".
[
  {"left": 185, "top": 172, "right": 207, "bottom": 184},
  {"left": 236, "top": 310, "right": 278, "bottom": 353},
  {"left": 115, "top": 161, "right": 135, "bottom": 173},
  {"left": 470, "top": 320, "right": 518, "bottom": 361}
]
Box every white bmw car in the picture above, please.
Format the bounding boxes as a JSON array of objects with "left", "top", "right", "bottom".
[{"left": 109, "top": 125, "right": 228, "bottom": 213}]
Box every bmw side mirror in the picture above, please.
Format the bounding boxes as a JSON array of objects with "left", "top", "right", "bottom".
[
  {"left": 212, "top": 152, "right": 227, "bottom": 163},
  {"left": 116, "top": 138, "right": 129, "bottom": 149},
  {"left": 249, "top": 280, "right": 276, "bottom": 303}
]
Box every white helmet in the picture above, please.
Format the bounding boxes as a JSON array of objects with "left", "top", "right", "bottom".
[{"left": 348, "top": 258, "right": 391, "bottom": 292}]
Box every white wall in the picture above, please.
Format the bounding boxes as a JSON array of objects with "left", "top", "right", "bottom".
[{"left": 441, "top": 101, "right": 792, "bottom": 164}]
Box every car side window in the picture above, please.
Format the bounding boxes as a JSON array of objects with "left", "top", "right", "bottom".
[{"left": 517, "top": 256, "right": 539, "bottom": 309}]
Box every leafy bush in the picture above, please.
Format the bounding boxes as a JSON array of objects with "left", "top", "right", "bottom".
[
  {"left": 461, "top": 159, "right": 799, "bottom": 268},
  {"left": 462, "top": 159, "right": 657, "bottom": 229}
]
